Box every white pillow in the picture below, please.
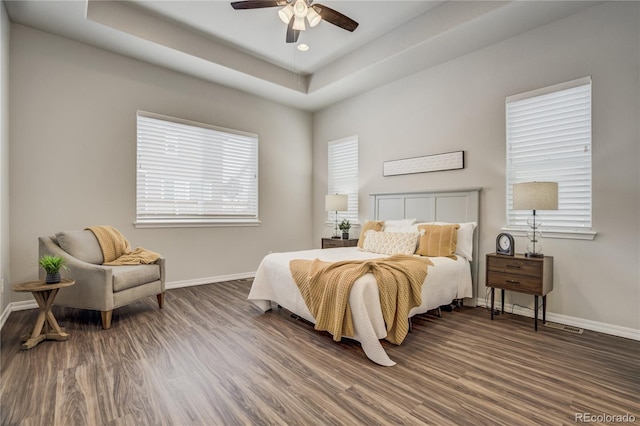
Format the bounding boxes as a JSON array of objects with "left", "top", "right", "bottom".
[
  {"left": 383, "top": 218, "right": 416, "bottom": 233},
  {"left": 362, "top": 230, "right": 420, "bottom": 255},
  {"left": 424, "top": 222, "right": 476, "bottom": 261}
]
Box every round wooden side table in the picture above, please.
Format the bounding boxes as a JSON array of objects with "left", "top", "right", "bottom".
[{"left": 12, "top": 278, "right": 75, "bottom": 350}]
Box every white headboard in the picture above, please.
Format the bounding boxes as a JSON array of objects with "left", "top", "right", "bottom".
[{"left": 370, "top": 188, "right": 481, "bottom": 305}]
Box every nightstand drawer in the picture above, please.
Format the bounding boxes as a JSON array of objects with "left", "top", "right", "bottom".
[
  {"left": 322, "top": 239, "right": 345, "bottom": 249},
  {"left": 486, "top": 271, "right": 542, "bottom": 294},
  {"left": 322, "top": 238, "right": 358, "bottom": 249},
  {"left": 487, "top": 255, "right": 542, "bottom": 277}
]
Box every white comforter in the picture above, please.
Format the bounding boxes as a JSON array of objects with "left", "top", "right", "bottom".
[{"left": 247, "top": 247, "right": 472, "bottom": 366}]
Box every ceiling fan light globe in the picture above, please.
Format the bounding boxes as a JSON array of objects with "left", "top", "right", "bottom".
[
  {"left": 278, "top": 4, "right": 294, "bottom": 24},
  {"left": 306, "top": 7, "right": 321, "bottom": 27},
  {"left": 293, "top": 15, "right": 306, "bottom": 31},
  {"left": 293, "top": 0, "right": 307, "bottom": 17}
]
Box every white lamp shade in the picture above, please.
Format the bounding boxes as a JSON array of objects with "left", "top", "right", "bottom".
[
  {"left": 292, "top": 15, "right": 306, "bottom": 31},
  {"left": 278, "top": 4, "right": 294, "bottom": 24},
  {"left": 325, "top": 194, "right": 348, "bottom": 212},
  {"left": 293, "top": 0, "right": 307, "bottom": 17},
  {"left": 306, "top": 7, "right": 321, "bottom": 27},
  {"left": 513, "top": 182, "right": 558, "bottom": 211}
]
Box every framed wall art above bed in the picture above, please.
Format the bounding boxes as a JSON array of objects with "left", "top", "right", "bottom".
[{"left": 382, "top": 151, "right": 465, "bottom": 176}]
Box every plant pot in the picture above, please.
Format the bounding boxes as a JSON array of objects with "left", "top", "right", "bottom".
[
  {"left": 342, "top": 232, "right": 349, "bottom": 239},
  {"left": 45, "top": 273, "right": 61, "bottom": 284}
]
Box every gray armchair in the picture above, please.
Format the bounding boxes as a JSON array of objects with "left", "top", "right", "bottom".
[{"left": 38, "top": 231, "right": 165, "bottom": 329}]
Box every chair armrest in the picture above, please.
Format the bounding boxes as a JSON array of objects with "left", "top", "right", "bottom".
[
  {"left": 39, "top": 236, "right": 115, "bottom": 311},
  {"left": 154, "top": 257, "right": 166, "bottom": 291}
]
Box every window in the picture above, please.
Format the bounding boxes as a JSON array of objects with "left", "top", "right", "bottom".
[
  {"left": 136, "top": 111, "right": 258, "bottom": 227},
  {"left": 506, "top": 77, "right": 592, "bottom": 236},
  {"left": 328, "top": 136, "right": 359, "bottom": 224}
]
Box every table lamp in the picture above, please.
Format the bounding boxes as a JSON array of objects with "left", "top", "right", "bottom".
[
  {"left": 513, "top": 182, "right": 558, "bottom": 257},
  {"left": 325, "top": 194, "right": 348, "bottom": 239}
]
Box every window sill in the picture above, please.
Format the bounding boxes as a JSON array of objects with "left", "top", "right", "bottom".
[
  {"left": 501, "top": 227, "right": 596, "bottom": 241},
  {"left": 135, "top": 219, "right": 261, "bottom": 229}
]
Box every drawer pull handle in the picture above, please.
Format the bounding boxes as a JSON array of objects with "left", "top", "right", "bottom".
[
  {"left": 506, "top": 265, "right": 521, "bottom": 269},
  {"left": 506, "top": 280, "right": 520, "bottom": 285}
]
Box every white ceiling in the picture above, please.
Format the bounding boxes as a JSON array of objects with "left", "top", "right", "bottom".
[{"left": 4, "top": 0, "right": 599, "bottom": 111}]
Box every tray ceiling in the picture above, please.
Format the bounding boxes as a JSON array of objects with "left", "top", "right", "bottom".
[{"left": 5, "top": 0, "right": 599, "bottom": 111}]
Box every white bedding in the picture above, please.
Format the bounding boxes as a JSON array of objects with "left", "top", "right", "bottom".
[{"left": 248, "top": 247, "right": 472, "bottom": 366}]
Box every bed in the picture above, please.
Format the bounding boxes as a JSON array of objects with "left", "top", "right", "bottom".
[{"left": 248, "top": 188, "right": 481, "bottom": 366}]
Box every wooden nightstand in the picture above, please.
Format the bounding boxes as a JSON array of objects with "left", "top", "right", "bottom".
[
  {"left": 321, "top": 238, "right": 359, "bottom": 249},
  {"left": 486, "top": 253, "right": 553, "bottom": 331}
]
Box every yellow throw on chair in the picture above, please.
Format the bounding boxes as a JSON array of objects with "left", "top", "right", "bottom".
[{"left": 86, "top": 225, "right": 161, "bottom": 265}]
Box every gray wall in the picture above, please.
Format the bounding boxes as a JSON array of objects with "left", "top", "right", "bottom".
[
  {"left": 1, "top": 2, "right": 9, "bottom": 314},
  {"left": 313, "top": 2, "right": 639, "bottom": 331},
  {"left": 9, "top": 24, "right": 313, "bottom": 301}
]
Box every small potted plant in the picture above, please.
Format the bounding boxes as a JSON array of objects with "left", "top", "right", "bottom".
[
  {"left": 338, "top": 219, "right": 351, "bottom": 239},
  {"left": 38, "top": 255, "right": 68, "bottom": 284}
]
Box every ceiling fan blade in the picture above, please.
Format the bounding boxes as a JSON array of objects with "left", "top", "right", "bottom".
[
  {"left": 286, "top": 16, "right": 300, "bottom": 43},
  {"left": 312, "top": 4, "right": 358, "bottom": 32},
  {"left": 231, "top": 0, "right": 287, "bottom": 10}
]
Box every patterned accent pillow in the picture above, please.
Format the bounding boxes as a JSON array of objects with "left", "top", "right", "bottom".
[
  {"left": 416, "top": 224, "right": 460, "bottom": 259},
  {"left": 357, "top": 221, "right": 384, "bottom": 248},
  {"left": 362, "top": 230, "right": 420, "bottom": 255}
]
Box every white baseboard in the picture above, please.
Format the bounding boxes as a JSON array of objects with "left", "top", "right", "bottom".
[
  {"left": 9, "top": 299, "right": 38, "bottom": 311},
  {"left": 164, "top": 271, "right": 255, "bottom": 290},
  {"left": 477, "top": 298, "right": 640, "bottom": 341},
  {"left": 0, "top": 299, "right": 38, "bottom": 330},
  {"left": 0, "top": 303, "right": 10, "bottom": 330}
]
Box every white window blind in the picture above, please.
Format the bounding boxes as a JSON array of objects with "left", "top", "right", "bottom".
[
  {"left": 136, "top": 111, "right": 258, "bottom": 226},
  {"left": 506, "top": 77, "right": 592, "bottom": 231},
  {"left": 328, "top": 136, "right": 359, "bottom": 224}
]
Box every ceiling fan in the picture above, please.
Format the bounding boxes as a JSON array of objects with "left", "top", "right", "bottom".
[{"left": 230, "top": 0, "right": 359, "bottom": 43}]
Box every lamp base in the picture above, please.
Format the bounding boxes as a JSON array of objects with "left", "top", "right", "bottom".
[
  {"left": 525, "top": 252, "right": 544, "bottom": 258},
  {"left": 331, "top": 236, "right": 341, "bottom": 239}
]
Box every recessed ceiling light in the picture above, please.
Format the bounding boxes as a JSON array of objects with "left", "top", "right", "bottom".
[{"left": 297, "top": 44, "right": 309, "bottom": 52}]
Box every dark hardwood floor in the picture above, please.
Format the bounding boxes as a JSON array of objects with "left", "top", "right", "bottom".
[{"left": 1, "top": 279, "right": 638, "bottom": 425}]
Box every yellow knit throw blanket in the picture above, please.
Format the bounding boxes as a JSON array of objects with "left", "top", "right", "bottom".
[
  {"left": 290, "top": 254, "right": 432, "bottom": 345},
  {"left": 86, "top": 226, "right": 161, "bottom": 266}
]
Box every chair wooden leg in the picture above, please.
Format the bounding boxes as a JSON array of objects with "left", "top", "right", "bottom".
[
  {"left": 101, "top": 310, "right": 113, "bottom": 330},
  {"left": 157, "top": 293, "right": 164, "bottom": 309}
]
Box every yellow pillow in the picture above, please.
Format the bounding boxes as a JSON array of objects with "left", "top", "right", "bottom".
[
  {"left": 357, "top": 221, "right": 384, "bottom": 248},
  {"left": 416, "top": 224, "right": 460, "bottom": 258}
]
